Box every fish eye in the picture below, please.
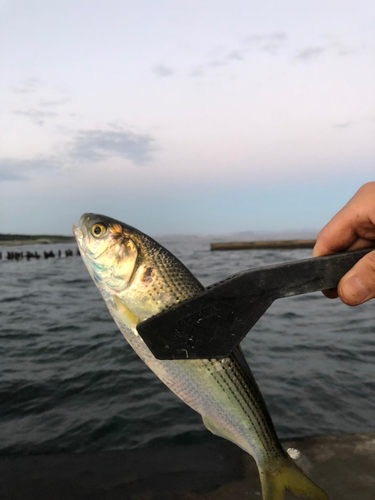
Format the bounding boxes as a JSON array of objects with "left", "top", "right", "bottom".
[{"left": 92, "top": 223, "right": 106, "bottom": 237}]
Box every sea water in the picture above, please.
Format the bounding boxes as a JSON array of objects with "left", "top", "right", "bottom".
[{"left": 0, "top": 237, "right": 374, "bottom": 455}]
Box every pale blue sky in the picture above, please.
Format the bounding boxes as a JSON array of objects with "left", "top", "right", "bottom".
[{"left": 0, "top": 0, "right": 374, "bottom": 235}]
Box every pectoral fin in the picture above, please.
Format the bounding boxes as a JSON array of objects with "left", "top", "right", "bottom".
[{"left": 113, "top": 295, "right": 141, "bottom": 331}]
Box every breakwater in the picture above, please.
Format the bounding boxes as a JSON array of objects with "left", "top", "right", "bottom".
[
  {"left": 2, "top": 248, "right": 79, "bottom": 261},
  {"left": 211, "top": 239, "right": 316, "bottom": 251}
]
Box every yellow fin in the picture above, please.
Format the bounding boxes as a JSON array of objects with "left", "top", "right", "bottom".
[
  {"left": 113, "top": 295, "right": 140, "bottom": 330},
  {"left": 259, "top": 457, "right": 329, "bottom": 500}
]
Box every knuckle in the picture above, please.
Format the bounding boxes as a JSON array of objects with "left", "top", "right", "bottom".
[
  {"left": 362, "top": 181, "right": 375, "bottom": 191},
  {"left": 356, "top": 181, "right": 375, "bottom": 196}
]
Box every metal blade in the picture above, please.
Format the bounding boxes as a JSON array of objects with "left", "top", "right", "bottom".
[{"left": 136, "top": 247, "right": 374, "bottom": 360}]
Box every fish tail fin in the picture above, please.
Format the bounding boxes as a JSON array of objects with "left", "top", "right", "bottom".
[{"left": 259, "top": 457, "right": 329, "bottom": 500}]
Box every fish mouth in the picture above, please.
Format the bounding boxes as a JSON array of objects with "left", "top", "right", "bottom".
[
  {"left": 72, "top": 224, "right": 83, "bottom": 242},
  {"left": 73, "top": 214, "right": 116, "bottom": 261},
  {"left": 73, "top": 214, "right": 93, "bottom": 248}
]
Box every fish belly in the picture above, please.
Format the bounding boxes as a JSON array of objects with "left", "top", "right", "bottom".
[{"left": 111, "top": 303, "right": 284, "bottom": 468}]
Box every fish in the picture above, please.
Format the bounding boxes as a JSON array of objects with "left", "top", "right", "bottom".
[{"left": 74, "top": 213, "right": 329, "bottom": 500}]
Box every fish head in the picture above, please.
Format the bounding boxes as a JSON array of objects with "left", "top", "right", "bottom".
[
  {"left": 73, "top": 213, "right": 139, "bottom": 295},
  {"left": 74, "top": 213, "right": 202, "bottom": 323}
]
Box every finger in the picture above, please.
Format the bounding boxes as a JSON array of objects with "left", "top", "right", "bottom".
[
  {"left": 312, "top": 209, "right": 358, "bottom": 257},
  {"left": 338, "top": 249, "right": 375, "bottom": 306},
  {"left": 313, "top": 182, "right": 375, "bottom": 257},
  {"left": 313, "top": 235, "right": 373, "bottom": 257},
  {"left": 315, "top": 239, "right": 375, "bottom": 299},
  {"left": 322, "top": 288, "right": 339, "bottom": 299}
]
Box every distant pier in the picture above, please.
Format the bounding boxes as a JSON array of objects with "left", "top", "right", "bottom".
[{"left": 210, "top": 239, "right": 316, "bottom": 251}]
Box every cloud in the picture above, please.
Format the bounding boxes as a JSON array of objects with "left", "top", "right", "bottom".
[
  {"left": 226, "top": 50, "right": 244, "bottom": 61},
  {"left": 10, "top": 78, "right": 41, "bottom": 94},
  {"left": 10, "top": 80, "right": 72, "bottom": 125},
  {"left": 208, "top": 59, "right": 228, "bottom": 68},
  {"left": 296, "top": 38, "right": 352, "bottom": 62},
  {"left": 205, "top": 33, "right": 286, "bottom": 70},
  {"left": 0, "top": 157, "right": 60, "bottom": 181},
  {"left": 330, "top": 43, "right": 352, "bottom": 57},
  {"left": 0, "top": 127, "right": 156, "bottom": 183},
  {"left": 296, "top": 47, "right": 325, "bottom": 61},
  {"left": 322, "top": 35, "right": 353, "bottom": 57},
  {"left": 243, "top": 33, "right": 287, "bottom": 54},
  {"left": 153, "top": 64, "right": 175, "bottom": 77},
  {"left": 39, "top": 98, "right": 71, "bottom": 107},
  {"left": 333, "top": 122, "right": 353, "bottom": 129},
  {"left": 190, "top": 67, "right": 204, "bottom": 78},
  {"left": 208, "top": 50, "right": 245, "bottom": 68},
  {"left": 69, "top": 129, "right": 155, "bottom": 165},
  {"left": 13, "top": 108, "right": 58, "bottom": 126}
]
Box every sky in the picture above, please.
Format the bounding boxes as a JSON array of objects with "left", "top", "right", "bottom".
[{"left": 0, "top": 0, "right": 374, "bottom": 236}]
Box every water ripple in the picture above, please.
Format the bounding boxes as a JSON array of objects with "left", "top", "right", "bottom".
[{"left": 0, "top": 239, "right": 374, "bottom": 455}]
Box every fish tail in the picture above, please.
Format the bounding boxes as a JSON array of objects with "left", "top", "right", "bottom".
[{"left": 259, "top": 457, "right": 329, "bottom": 500}]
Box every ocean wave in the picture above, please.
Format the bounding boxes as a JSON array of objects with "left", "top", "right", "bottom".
[{"left": 0, "top": 240, "right": 374, "bottom": 455}]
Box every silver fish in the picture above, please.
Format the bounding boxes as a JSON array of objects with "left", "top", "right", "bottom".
[{"left": 74, "top": 213, "right": 328, "bottom": 500}]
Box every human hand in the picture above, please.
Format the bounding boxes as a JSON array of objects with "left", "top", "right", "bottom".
[{"left": 313, "top": 182, "right": 375, "bottom": 306}]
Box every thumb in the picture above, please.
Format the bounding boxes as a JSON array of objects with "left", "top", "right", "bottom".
[{"left": 338, "top": 250, "right": 375, "bottom": 306}]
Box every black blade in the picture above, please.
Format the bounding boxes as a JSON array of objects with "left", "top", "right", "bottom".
[{"left": 136, "top": 247, "right": 374, "bottom": 360}]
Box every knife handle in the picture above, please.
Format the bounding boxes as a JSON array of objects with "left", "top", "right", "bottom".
[
  {"left": 137, "top": 246, "right": 374, "bottom": 360},
  {"left": 257, "top": 246, "right": 375, "bottom": 299}
]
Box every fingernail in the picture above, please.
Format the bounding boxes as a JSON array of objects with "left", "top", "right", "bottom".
[{"left": 341, "top": 276, "right": 371, "bottom": 304}]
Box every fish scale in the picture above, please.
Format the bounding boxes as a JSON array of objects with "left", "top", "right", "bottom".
[
  {"left": 74, "top": 213, "right": 329, "bottom": 500},
  {"left": 210, "top": 356, "right": 284, "bottom": 458}
]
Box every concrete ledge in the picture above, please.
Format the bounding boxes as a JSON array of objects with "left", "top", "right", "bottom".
[{"left": 0, "top": 433, "right": 374, "bottom": 500}]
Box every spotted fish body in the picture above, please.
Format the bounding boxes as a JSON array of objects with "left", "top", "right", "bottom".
[{"left": 74, "top": 213, "right": 328, "bottom": 500}]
